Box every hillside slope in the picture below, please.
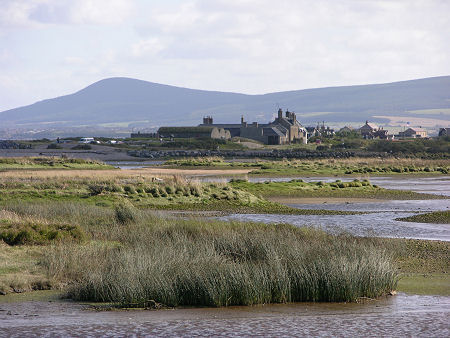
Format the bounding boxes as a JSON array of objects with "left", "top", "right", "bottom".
[{"left": 1, "top": 76, "right": 449, "bottom": 127}]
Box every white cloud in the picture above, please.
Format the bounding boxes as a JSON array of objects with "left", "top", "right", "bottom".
[
  {"left": 0, "top": 0, "right": 449, "bottom": 110},
  {"left": 0, "top": 0, "right": 135, "bottom": 27}
]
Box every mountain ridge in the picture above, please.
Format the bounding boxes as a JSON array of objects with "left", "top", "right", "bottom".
[{"left": 1, "top": 75, "right": 450, "bottom": 127}]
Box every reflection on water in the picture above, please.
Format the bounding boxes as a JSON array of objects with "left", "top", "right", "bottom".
[{"left": 1, "top": 294, "right": 449, "bottom": 337}]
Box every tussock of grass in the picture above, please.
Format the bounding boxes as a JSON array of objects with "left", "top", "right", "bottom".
[
  {"left": 41, "top": 214, "right": 398, "bottom": 306},
  {"left": 0, "top": 213, "right": 85, "bottom": 245}
]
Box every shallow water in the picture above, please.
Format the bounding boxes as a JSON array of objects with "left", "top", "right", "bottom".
[
  {"left": 0, "top": 294, "right": 448, "bottom": 337},
  {"left": 220, "top": 175, "right": 450, "bottom": 241},
  {"left": 222, "top": 209, "right": 450, "bottom": 241}
]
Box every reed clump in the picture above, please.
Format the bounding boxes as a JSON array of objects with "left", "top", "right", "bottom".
[{"left": 41, "top": 213, "right": 398, "bottom": 307}]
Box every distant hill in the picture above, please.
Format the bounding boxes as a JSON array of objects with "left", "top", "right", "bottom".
[{"left": 1, "top": 76, "right": 449, "bottom": 128}]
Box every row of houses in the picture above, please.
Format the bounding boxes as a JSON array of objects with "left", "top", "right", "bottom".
[
  {"left": 156, "top": 109, "right": 308, "bottom": 145},
  {"left": 131, "top": 112, "right": 439, "bottom": 144},
  {"left": 353, "top": 121, "right": 428, "bottom": 139}
]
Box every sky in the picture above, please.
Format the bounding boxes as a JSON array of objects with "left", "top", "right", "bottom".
[{"left": 0, "top": 0, "right": 449, "bottom": 111}]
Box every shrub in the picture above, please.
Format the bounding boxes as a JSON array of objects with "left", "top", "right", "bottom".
[
  {"left": 88, "top": 184, "right": 106, "bottom": 195},
  {"left": 123, "top": 185, "right": 136, "bottom": 194},
  {"left": 47, "top": 143, "right": 62, "bottom": 149}
]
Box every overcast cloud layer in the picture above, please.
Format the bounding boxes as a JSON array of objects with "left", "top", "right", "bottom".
[{"left": 0, "top": 0, "right": 449, "bottom": 111}]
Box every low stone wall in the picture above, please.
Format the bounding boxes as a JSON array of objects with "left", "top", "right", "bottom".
[
  {"left": 127, "top": 149, "right": 359, "bottom": 159},
  {"left": 0, "top": 141, "right": 33, "bottom": 149}
]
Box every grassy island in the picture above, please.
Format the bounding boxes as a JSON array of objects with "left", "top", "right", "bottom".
[
  {"left": 396, "top": 211, "right": 450, "bottom": 224},
  {"left": 229, "top": 178, "right": 442, "bottom": 200},
  {"left": 0, "top": 169, "right": 371, "bottom": 216},
  {"left": 165, "top": 157, "right": 450, "bottom": 177}
]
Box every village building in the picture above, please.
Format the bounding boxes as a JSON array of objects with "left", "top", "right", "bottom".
[
  {"left": 157, "top": 126, "right": 231, "bottom": 140},
  {"left": 199, "top": 116, "right": 242, "bottom": 137},
  {"left": 359, "top": 121, "right": 379, "bottom": 138},
  {"left": 397, "top": 127, "right": 427, "bottom": 138},
  {"left": 438, "top": 128, "right": 450, "bottom": 137},
  {"left": 199, "top": 109, "right": 307, "bottom": 145},
  {"left": 358, "top": 121, "right": 389, "bottom": 139},
  {"left": 337, "top": 126, "right": 354, "bottom": 134},
  {"left": 305, "top": 126, "right": 320, "bottom": 137},
  {"left": 130, "top": 131, "right": 157, "bottom": 138}
]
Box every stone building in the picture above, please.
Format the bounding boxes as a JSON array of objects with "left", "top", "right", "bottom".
[
  {"left": 199, "top": 109, "right": 307, "bottom": 145},
  {"left": 438, "top": 128, "right": 450, "bottom": 137},
  {"left": 358, "top": 121, "right": 389, "bottom": 139},
  {"left": 359, "top": 121, "right": 379, "bottom": 138},
  {"left": 157, "top": 126, "right": 231, "bottom": 140},
  {"left": 397, "top": 127, "right": 427, "bottom": 138}
]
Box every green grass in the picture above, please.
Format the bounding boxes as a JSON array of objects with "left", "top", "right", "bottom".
[
  {"left": 230, "top": 178, "right": 442, "bottom": 200},
  {"left": 397, "top": 274, "right": 449, "bottom": 296},
  {"left": 395, "top": 211, "right": 450, "bottom": 224},
  {"left": 0, "top": 242, "right": 51, "bottom": 295},
  {"left": 0, "top": 173, "right": 362, "bottom": 215},
  {"left": 0, "top": 157, "right": 114, "bottom": 170},
  {"left": 166, "top": 158, "right": 450, "bottom": 176}
]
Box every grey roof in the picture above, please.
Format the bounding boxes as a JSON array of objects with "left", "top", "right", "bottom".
[
  {"left": 263, "top": 127, "right": 286, "bottom": 137},
  {"left": 199, "top": 123, "right": 241, "bottom": 128}
]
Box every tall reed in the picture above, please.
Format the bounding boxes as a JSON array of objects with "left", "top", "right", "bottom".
[{"left": 41, "top": 213, "right": 398, "bottom": 306}]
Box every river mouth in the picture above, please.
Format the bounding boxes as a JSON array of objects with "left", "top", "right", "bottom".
[{"left": 1, "top": 293, "right": 448, "bottom": 336}]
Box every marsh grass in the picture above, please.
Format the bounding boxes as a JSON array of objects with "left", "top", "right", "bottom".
[
  {"left": 0, "top": 170, "right": 362, "bottom": 215},
  {"left": 40, "top": 213, "right": 398, "bottom": 306},
  {"left": 165, "top": 157, "right": 450, "bottom": 176},
  {"left": 395, "top": 211, "right": 450, "bottom": 224},
  {"left": 0, "top": 157, "right": 113, "bottom": 170},
  {"left": 229, "top": 178, "right": 442, "bottom": 200}
]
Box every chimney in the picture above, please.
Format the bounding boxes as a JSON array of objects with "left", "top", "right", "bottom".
[{"left": 278, "top": 108, "right": 282, "bottom": 120}]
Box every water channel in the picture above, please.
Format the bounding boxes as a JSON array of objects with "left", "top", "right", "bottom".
[{"left": 1, "top": 293, "right": 449, "bottom": 336}]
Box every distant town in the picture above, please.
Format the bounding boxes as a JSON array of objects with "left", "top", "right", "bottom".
[{"left": 129, "top": 108, "right": 446, "bottom": 145}]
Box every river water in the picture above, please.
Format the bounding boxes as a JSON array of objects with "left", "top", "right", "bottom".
[
  {"left": 219, "top": 175, "right": 450, "bottom": 241},
  {"left": 1, "top": 293, "right": 449, "bottom": 337}
]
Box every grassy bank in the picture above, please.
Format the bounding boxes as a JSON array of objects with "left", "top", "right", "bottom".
[
  {"left": 230, "top": 178, "right": 442, "bottom": 200},
  {"left": 165, "top": 157, "right": 450, "bottom": 176},
  {"left": 0, "top": 170, "right": 361, "bottom": 215},
  {"left": 395, "top": 211, "right": 450, "bottom": 224},
  {"left": 0, "top": 157, "right": 114, "bottom": 170}
]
